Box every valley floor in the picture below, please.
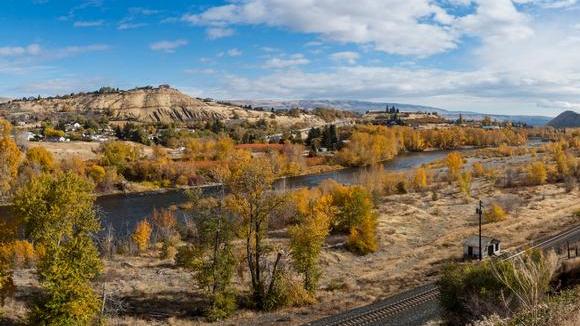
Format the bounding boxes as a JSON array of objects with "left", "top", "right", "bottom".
[{"left": 3, "top": 153, "right": 580, "bottom": 326}]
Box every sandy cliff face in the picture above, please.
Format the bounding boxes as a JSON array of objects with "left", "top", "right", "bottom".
[{"left": 0, "top": 87, "right": 324, "bottom": 126}]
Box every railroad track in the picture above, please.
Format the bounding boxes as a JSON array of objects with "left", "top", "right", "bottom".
[{"left": 305, "top": 223, "right": 580, "bottom": 326}]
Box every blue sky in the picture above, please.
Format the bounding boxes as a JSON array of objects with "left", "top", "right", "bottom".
[{"left": 2, "top": 0, "right": 580, "bottom": 116}]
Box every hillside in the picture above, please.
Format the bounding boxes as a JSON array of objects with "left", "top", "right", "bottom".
[
  {"left": 0, "top": 97, "right": 9, "bottom": 104},
  {"left": 547, "top": 110, "right": 580, "bottom": 128},
  {"left": 0, "top": 87, "right": 323, "bottom": 127},
  {"left": 232, "top": 99, "right": 552, "bottom": 126}
]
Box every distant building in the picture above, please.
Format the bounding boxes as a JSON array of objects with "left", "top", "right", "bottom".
[{"left": 464, "top": 235, "right": 501, "bottom": 259}]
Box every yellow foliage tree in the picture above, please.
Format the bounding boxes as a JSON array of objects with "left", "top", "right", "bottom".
[
  {"left": 132, "top": 219, "right": 152, "bottom": 253},
  {"left": 347, "top": 211, "right": 378, "bottom": 255},
  {"left": 472, "top": 162, "right": 485, "bottom": 177},
  {"left": 13, "top": 172, "right": 102, "bottom": 324},
  {"left": 87, "top": 165, "right": 106, "bottom": 184},
  {"left": 528, "top": 161, "right": 547, "bottom": 185},
  {"left": 413, "top": 167, "right": 429, "bottom": 191},
  {"left": 100, "top": 141, "right": 142, "bottom": 173},
  {"left": 289, "top": 190, "right": 334, "bottom": 293},
  {"left": 25, "top": 146, "right": 56, "bottom": 172},
  {"left": 446, "top": 152, "right": 464, "bottom": 181},
  {"left": 0, "top": 119, "right": 21, "bottom": 196},
  {"left": 458, "top": 171, "right": 472, "bottom": 197},
  {"left": 325, "top": 183, "right": 378, "bottom": 255},
  {"left": 485, "top": 203, "right": 507, "bottom": 223}
]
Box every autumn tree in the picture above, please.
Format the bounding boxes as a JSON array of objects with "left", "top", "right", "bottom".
[
  {"left": 225, "top": 156, "right": 285, "bottom": 310},
  {"left": 25, "top": 146, "right": 56, "bottom": 172},
  {"left": 0, "top": 119, "right": 21, "bottom": 197},
  {"left": 471, "top": 162, "right": 485, "bottom": 177},
  {"left": 458, "top": 171, "right": 472, "bottom": 197},
  {"left": 288, "top": 188, "right": 334, "bottom": 293},
  {"left": 325, "top": 183, "right": 378, "bottom": 255},
  {"left": 151, "top": 209, "right": 179, "bottom": 259},
  {"left": 527, "top": 161, "right": 547, "bottom": 185},
  {"left": 446, "top": 152, "right": 464, "bottom": 181},
  {"left": 347, "top": 209, "right": 378, "bottom": 255},
  {"left": 0, "top": 213, "right": 20, "bottom": 310},
  {"left": 485, "top": 202, "right": 507, "bottom": 223},
  {"left": 186, "top": 195, "right": 237, "bottom": 320},
  {"left": 99, "top": 141, "right": 142, "bottom": 173},
  {"left": 13, "top": 172, "right": 102, "bottom": 325},
  {"left": 413, "top": 167, "right": 428, "bottom": 191},
  {"left": 132, "top": 219, "right": 152, "bottom": 254}
]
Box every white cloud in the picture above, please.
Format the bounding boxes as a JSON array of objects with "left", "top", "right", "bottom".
[
  {"left": 537, "top": 99, "right": 580, "bottom": 110},
  {"left": 52, "top": 44, "right": 110, "bottom": 58},
  {"left": 227, "top": 48, "right": 242, "bottom": 57},
  {"left": 118, "top": 22, "right": 147, "bottom": 30},
  {"left": 218, "top": 48, "right": 243, "bottom": 57},
  {"left": 263, "top": 54, "right": 310, "bottom": 69},
  {"left": 73, "top": 20, "right": 104, "bottom": 27},
  {"left": 459, "top": 0, "right": 534, "bottom": 44},
  {"left": 185, "top": 68, "right": 216, "bottom": 75},
  {"left": 513, "top": 0, "right": 578, "bottom": 8},
  {"left": 183, "top": 0, "right": 459, "bottom": 56},
  {"left": 330, "top": 51, "right": 359, "bottom": 64},
  {"left": 0, "top": 43, "right": 107, "bottom": 59},
  {"left": 150, "top": 39, "right": 188, "bottom": 53},
  {"left": 0, "top": 44, "right": 41, "bottom": 57},
  {"left": 206, "top": 27, "right": 235, "bottom": 39}
]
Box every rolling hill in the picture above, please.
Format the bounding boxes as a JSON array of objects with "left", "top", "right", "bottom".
[
  {"left": 547, "top": 110, "right": 580, "bottom": 128},
  {"left": 0, "top": 87, "right": 323, "bottom": 126}
]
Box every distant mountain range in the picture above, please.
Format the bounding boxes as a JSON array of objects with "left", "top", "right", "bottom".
[
  {"left": 231, "top": 99, "right": 553, "bottom": 126},
  {"left": 547, "top": 110, "right": 580, "bottom": 128}
]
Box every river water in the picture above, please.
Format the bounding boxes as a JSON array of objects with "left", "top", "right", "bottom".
[
  {"left": 2, "top": 138, "right": 546, "bottom": 235},
  {"left": 92, "top": 150, "right": 451, "bottom": 234}
]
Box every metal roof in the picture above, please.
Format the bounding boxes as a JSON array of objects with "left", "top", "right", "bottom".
[{"left": 464, "top": 235, "right": 500, "bottom": 248}]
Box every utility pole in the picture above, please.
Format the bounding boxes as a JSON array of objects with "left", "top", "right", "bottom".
[{"left": 476, "top": 200, "right": 483, "bottom": 261}]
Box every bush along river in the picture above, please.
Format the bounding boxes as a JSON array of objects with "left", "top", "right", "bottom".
[{"left": 0, "top": 148, "right": 476, "bottom": 236}]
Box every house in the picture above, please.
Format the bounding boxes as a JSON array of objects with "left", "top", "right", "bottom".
[{"left": 464, "top": 235, "right": 501, "bottom": 259}]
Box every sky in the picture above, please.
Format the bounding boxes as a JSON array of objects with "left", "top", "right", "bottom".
[{"left": 1, "top": 1, "right": 580, "bottom": 116}]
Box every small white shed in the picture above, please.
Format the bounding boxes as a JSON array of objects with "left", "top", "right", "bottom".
[{"left": 464, "top": 235, "right": 501, "bottom": 259}]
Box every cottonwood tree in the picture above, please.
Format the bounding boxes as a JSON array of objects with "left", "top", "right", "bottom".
[
  {"left": 0, "top": 119, "right": 21, "bottom": 197},
  {"left": 288, "top": 188, "right": 334, "bottom": 293},
  {"left": 527, "top": 161, "right": 547, "bottom": 185},
  {"left": 13, "top": 172, "right": 102, "bottom": 325},
  {"left": 224, "top": 155, "right": 286, "bottom": 310},
  {"left": 132, "top": 219, "right": 152, "bottom": 254},
  {"left": 323, "top": 181, "right": 378, "bottom": 255},
  {"left": 446, "top": 152, "right": 464, "bottom": 182},
  {"left": 187, "top": 195, "right": 236, "bottom": 320}
]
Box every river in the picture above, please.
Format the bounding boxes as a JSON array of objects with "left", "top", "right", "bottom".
[
  {"left": 2, "top": 138, "right": 545, "bottom": 235},
  {"left": 92, "top": 149, "right": 452, "bottom": 234}
]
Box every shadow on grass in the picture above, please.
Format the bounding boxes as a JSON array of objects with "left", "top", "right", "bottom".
[{"left": 119, "top": 290, "right": 206, "bottom": 321}]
